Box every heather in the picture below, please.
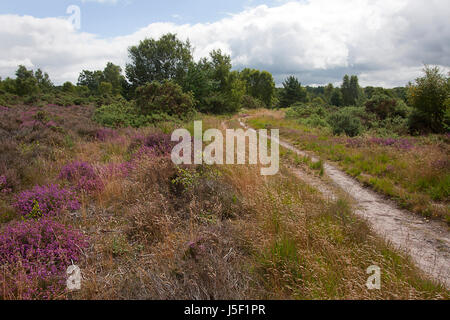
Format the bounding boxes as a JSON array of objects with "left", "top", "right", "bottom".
[
  {"left": 59, "top": 161, "right": 103, "bottom": 193},
  {"left": 0, "top": 104, "right": 100, "bottom": 192},
  {"left": 0, "top": 175, "right": 12, "bottom": 194},
  {"left": 142, "top": 132, "right": 177, "bottom": 156},
  {"left": 0, "top": 218, "right": 88, "bottom": 299},
  {"left": 96, "top": 128, "right": 119, "bottom": 142},
  {"left": 13, "top": 184, "right": 81, "bottom": 218}
]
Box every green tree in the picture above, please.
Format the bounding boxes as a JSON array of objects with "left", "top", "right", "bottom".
[
  {"left": 125, "top": 33, "right": 193, "bottom": 88},
  {"left": 77, "top": 70, "right": 104, "bottom": 93},
  {"left": 15, "top": 65, "right": 39, "bottom": 96},
  {"left": 34, "top": 69, "right": 53, "bottom": 93},
  {"left": 181, "top": 60, "right": 216, "bottom": 107},
  {"left": 341, "top": 75, "right": 351, "bottom": 105},
  {"left": 78, "top": 62, "right": 125, "bottom": 96},
  {"left": 407, "top": 65, "right": 449, "bottom": 133},
  {"left": 324, "top": 83, "right": 334, "bottom": 103},
  {"left": 240, "top": 68, "right": 276, "bottom": 107},
  {"left": 330, "top": 88, "right": 343, "bottom": 107},
  {"left": 62, "top": 81, "right": 75, "bottom": 93},
  {"left": 99, "top": 82, "right": 113, "bottom": 96},
  {"left": 350, "top": 75, "right": 360, "bottom": 105},
  {"left": 341, "top": 75, "right": 360, "bottom": 106},
  {"left": 279, "top": 76, "right": 307, "bottom": 108},
  {"left": 209, "top": 49, "right": 232, "bottom": 92},
  {"left": 198, "top": 50, "right": 244, "bottom": 114},
  {"left": 103, "top": 62, "right": 125, "bottom": 95}
]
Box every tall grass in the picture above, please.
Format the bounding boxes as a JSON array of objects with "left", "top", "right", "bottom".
[{"left": 247, "top": 112, "right": 449, "bottom": 222}]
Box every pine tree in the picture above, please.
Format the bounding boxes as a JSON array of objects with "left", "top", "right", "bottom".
[{"left": 279, "top": 76, "right": 307, "bottom": 108}]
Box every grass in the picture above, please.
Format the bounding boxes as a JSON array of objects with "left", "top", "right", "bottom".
[
  {"left": 245, "top": 109, "right": 450, "bottom": 223},
  {"left": 227, "top": 165, "right": 448, "bottom": 299}
]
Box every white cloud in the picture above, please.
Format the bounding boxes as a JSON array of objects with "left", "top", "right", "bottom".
[{"left": 0, "top": 0, "right": 449, "bottom": 87}]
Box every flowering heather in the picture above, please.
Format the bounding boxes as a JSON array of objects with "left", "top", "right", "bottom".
[
  {"left": 14, "top": 184, "right": 81, "bottom": 218},
  {"left": 98, "top": 162, "right": 133, "bottom": 179},
  {"left": 345, "top": 138, "right": 365, "bottom": 148},
  {"left": 45, "top": 121, "right": 58, "bottom": 128},
  {"left": 0, "top": 218, "right": 88, "bottom": 299},
  {"left": 0, "top": 105, "right": 9, "bottom": 112},
  {"left": 18, "top": 109, "right": 41, "bottom": 129},
  {"left": 0, "top": 175, "right": 12, "bottom": 194},
  {"left": 143, "top": 133, "right": 176, "bottom": 156},
  {"left": 96, "top": 128, "right": 119, "bottom": 142},
  {"left": 368, "top": 137, "right": 414, "bottom": 150},
  {"left": 59, "top": 161, "right": 103, "bottom": 193},
  {"left": 344, "top": 137, "right": 415, "bottom": 150}
]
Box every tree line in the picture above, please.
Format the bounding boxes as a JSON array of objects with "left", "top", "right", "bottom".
[{"left": 0, "top": 33, "right": 448, "bottom": 133}]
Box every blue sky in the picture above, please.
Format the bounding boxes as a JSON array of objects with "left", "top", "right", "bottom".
[
  {"left": 0, "top": 0, "right": 286, "bottom": 37},
  {"left": 0, "top": 0, "right": 448, "bottom": 86}
]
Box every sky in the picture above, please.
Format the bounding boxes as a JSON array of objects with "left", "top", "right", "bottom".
[{"left": 0, "top": 0, "right": 449, "bottom": 87}]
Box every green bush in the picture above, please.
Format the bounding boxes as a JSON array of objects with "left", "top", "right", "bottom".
[
  {"left": 300, "top": 114, "right": 330, "bottom": 128},
  {"left": 136, "top": 80, "right": 195, "bottom": 117},
  {"left": 241, "top": 95, "right": 266, "bottom": 109},
  {"left": 93, "top": 100, "right": 179, "bottom": 128},
  {"left": 328, "top": 109, "right": 362, "bottom": 137},
  {"left": 93, "top": 101, "right": 141, "bottom": 128},
  {"left": 365, "top": 94, "right": 411, "bottom": 120}
]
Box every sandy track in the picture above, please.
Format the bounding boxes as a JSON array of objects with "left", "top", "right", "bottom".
[{"left": 238, "top": 119, "right": 450, "bottom": 289}]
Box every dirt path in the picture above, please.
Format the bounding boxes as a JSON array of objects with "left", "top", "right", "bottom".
[{"left": 238, "top": 119, "right": 450, "bottom": 289}]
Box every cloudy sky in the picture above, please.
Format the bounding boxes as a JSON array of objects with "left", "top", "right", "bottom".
[{"left": 0, "top": 0, "right": 449, "bottom": 87}]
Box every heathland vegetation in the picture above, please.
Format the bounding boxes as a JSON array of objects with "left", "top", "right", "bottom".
[{"left": 0, "top": 33, "right": 449, "bottom": 299}]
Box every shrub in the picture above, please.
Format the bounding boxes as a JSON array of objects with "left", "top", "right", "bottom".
[
  {"left": 365, "top": 94, "right": 398, "bottom": 119},
  {"left": 93, "top": 101, "right": 141, "bottom": 128},
  {"left": 365, "top": 94, "right": 411, "bottom": 120},
  {"left": 136, "top": 80, "right": 195, "bottom": 117},
  {"left": 286, "top": 103, "right": 331, "bottom": 129},
  {"left": 300, "top": 113, "right": 329, "bottom": 128},
  {"left": 13, "top": 184, "right": 81, "bottom": 218},
  {"left": 328, "top": 110, "right": 362, "bottom": 137},
  {"left": 241, "top": 95, "right": 266, "bottom": 109},
  {"left": 59, "top": 161, "right": 103, "bottom": 193},
  {"left": 0, "top": 218, "right": 88, "bottom": 299},
  {"left": 286, "top": 103, "right": 329, "bottom": 119}
]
